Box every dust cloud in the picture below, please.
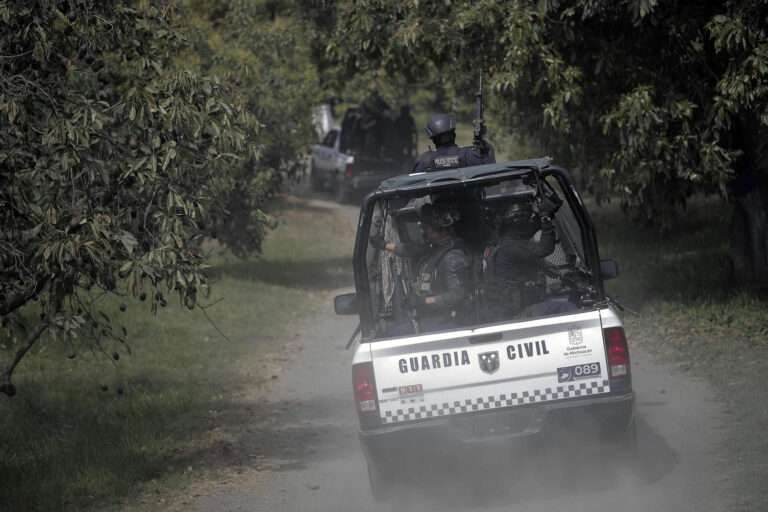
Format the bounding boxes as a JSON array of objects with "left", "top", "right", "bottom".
[{"left": 376, "top": 420, "right": 675, "bottom": 512}]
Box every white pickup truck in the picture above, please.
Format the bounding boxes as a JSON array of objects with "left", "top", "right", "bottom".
[
  {"left": 309, "top": 106, "right": 415, "bottom": 203},
  {"left": 334, "top": 159, "right": 634, "bottom": 501}
]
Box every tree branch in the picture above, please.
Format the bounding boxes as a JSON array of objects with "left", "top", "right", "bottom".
[
  {"left": 0, "top": 323, "right": 48, "bottom": 397},
  {"left": 0, "top": 277, "right": 48, "bottom": 317},
  {"left": 197, "top": 303, "right": 232, "bottom": 343},
  {"left": 0, "top": 50, "right": 32, "bottom": 60}
]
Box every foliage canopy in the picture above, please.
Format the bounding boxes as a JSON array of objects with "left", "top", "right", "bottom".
[
  {"left": 0, "top": 0, "right": 317, "bottom": 394},
  {"left": 321, "top": 0, "right": 767, "bottom": 219},
  {"left": 312, "top": 0, "right": 768, "bottom": 283}
]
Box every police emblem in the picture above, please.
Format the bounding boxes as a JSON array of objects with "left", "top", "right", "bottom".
[
  {"left": 568, "top": 326, "right": 583, "bottom": 346},
  {"left": 478, "top": 351, "right": 500, "bottom": 374},
  {"left": 434, "top": 155, "right": 460, "bottom": 168}
]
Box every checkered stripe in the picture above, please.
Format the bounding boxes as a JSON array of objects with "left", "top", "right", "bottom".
[{"left": 381, "top": 379, "right": 610, "bottom": 424}]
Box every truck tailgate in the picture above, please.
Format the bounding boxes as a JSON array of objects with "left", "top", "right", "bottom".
[{"left": 371, "top": 310, "right": 610, "bottom": 425}]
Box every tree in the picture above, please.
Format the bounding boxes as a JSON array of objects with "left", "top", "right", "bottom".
[
  {"left": 183, "top": 0, "right": 320, "bottom": 255},
  {"left": 319, "top": 0, "right": 768, "bottom": 286},
  {"left": 0, "top": 1, "right": 300, "bottom": 395}
]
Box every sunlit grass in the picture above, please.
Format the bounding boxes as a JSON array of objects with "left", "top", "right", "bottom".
[{"left": 0, "top": 195, "right": 354, "bottom": 511}]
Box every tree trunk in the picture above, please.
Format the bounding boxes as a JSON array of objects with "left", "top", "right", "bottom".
[
  {"left": 728, "top": 115, "right": 768, "bottom": 287},
  {"left": 0, "top": 323, "right": 48, "bottom": 397},
  {"left": 730, "top": 177, "right": 768, "bottom": 287}
]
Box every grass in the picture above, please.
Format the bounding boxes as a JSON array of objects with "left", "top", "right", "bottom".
[
  {"left": 0, "top": 195, "right": 355, "bottom": 512},
  {"left": 591, "top": 196, "right": 768, "bottom": 510},
  {"left": 593, "top": 196, "right": 768, "bottom": 342}
]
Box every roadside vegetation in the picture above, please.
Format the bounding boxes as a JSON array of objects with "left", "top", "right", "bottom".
[
  {"left": 0, "top": 1, "right": 320, "bottom": 398},
  {"left": 316, "top": 0, "right": 768, "bottom": 288},
  {"left": 593, "top": 198, "right": 768, "bottom": 511},
  {"left": 0, "top": 195, "right": 354, "bottom": 511},
  {"left": 3, "top": 1, "right": 768, "bottom": 510}
]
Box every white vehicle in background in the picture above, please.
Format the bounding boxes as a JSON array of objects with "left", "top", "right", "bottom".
[
  {"left": 309, "top": 126, "right": 352, "bottom": 200},
  {"left": 334, "top": 159, "right": 634, "bottom": 501},
  {"left": 309, "top": 104, "right": 416, "bottom": 203},
  {"left": 311, "top": 103, "right": 335, "bottom": 142}
]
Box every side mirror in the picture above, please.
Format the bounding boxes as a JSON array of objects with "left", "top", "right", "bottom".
[
  {"left": 600, "top": 259, "right": 620, "bottom": 280},
  {"left": 334, "top": 293, "right": 358, "bottom": 315}
]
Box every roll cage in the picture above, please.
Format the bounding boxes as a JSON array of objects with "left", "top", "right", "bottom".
[{"left": 352, "top": 159, "right": 606, "bottom": 339}]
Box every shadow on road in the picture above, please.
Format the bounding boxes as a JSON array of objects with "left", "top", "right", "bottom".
[
  {"left": 210, "top": 257, "right": 352, "bottom": 290},
  {"left": 271, "top": 193, "right": 343, "bottom": 214},
  {"left": 168, "top": 395, "right": 355, "bottom": 476}
]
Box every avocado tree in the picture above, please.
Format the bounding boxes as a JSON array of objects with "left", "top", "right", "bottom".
[
  {"left": 184, "top": 0, "right": 320, "bottom": 255},
  {"left": 319, "top": 0, "right": 768, "bottom": 286},
  {"left": 0, "top": 1, "right": 301, "bottom": 395}
]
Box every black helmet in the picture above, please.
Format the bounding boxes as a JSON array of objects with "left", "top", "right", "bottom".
[
  {"left": 501, "top": 201, "right": 536, "bottom": 226},
  {"left": 420, "top": 203, "right": 460, "bottom": 228},
  {"left": 425, "top": 114, "right": 456, "bottom": 139}
]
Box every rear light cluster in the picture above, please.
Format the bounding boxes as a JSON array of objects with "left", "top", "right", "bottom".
[
  {"left": 603, "top": 326, "right": 631, "bottom": 389},
  {"left": 344, "top": 162, "right": 354, "bottom": 178},
  {"left": 353, "top": 362, "right": 378, "bottom": 413}
]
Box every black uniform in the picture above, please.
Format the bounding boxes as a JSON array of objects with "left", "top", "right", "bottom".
[
  {"left": 393, "top": 107, "right": 417, "bottom": 158},
  {"left": 413, "top": 143, "right": 495, "bottom": 172},
  {"left": 482, "top": 218, "right": 556, "bottom": 321},
  {"left": 391, "top": 239, "right": 471, "bottom": 331}
]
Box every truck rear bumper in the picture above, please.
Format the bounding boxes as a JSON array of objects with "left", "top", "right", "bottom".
[{"left": 360, "top": 392, "right": 634, "bottom": 464}]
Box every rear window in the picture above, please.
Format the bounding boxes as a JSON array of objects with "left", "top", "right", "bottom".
[{"left": 363, "top": 173, "right": 595, "bottom": 338}]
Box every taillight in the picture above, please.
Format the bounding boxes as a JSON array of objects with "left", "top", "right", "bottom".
[
  {"left": 604, "top": 326, "right": 631, "bottom": 386},
  {"left": 353, "top": 362, "right": 378, "bottom": 414},
  {"left": 344, "top": 162, "right": 354, "bottom": 178}
]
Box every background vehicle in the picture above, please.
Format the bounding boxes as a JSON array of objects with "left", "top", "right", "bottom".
[
  {"left": 311, "top": 103, "right": 335, "bottom": 142},
  {"left": 310, "top": 98, "right": 416, "bottom": 203},
  {"left": 335, "top": 159, "right": 634, "bottom": 501}
]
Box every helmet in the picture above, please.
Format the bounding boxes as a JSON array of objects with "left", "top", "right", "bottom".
[
  {"left": 501, "top": 201, "right": 536, "bottom": 226},
  {"left": 425, "top": 114, "right": 456, "bottom": 139},
  {"left": 420, "top": 203, "right": 460, "bottom": 228}
]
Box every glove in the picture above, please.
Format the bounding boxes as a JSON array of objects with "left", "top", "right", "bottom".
[{"left": 369, "top": 234, "right": 387, "bottom": 251}]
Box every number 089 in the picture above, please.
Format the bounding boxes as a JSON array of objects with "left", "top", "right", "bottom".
[{"left": 573, "top": 362, "right": 600, "bottom": 377}]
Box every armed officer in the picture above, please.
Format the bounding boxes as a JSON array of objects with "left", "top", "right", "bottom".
[
  {"left": 482, "top": 195, "right": 561, "bottom": 321},
  {"left": 412, "top": 114, "right": 495, "bottom": 172},
  {"left": 370, "top": 202, "right": 471, "bottom": 332}
]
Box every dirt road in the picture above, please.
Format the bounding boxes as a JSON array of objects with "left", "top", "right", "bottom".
[{"left": 173, "top": 198, "right": 732, "bottom": 512}]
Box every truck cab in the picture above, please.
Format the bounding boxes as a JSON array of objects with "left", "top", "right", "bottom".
[{"left": 335, "top": 159, "right": 634, "bottom": 501}]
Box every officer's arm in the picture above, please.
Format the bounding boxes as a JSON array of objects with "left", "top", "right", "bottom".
[
  {"left": 463, "top": 143, "right": 495, "bottom": 166},
  {"left": 392, "top": 242, "right": 428, "bottom": 258},
  {"left": 495, "top": 220, "right": 556, "bottom": 260},
  {"left": 530, "top": 218, "right": 556, "bottom": 258},
  {"left": 377, "top": 241, "right": 427, "bottom": 258},
  {"left": 371, "top": 235, "right": 427, "bottom": 258},
  {"left": 423, "top": 250, "right": 468, "bottom": 308},
  {"left": 528, "top": 219, "right": 556, "bottom": 257}
]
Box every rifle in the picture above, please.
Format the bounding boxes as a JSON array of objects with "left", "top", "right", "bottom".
[
  {"left": 389, "top": 257, "right": 420, "bottom": 334},
  {"left": 473, "top": 74, "right": 486, "bottom": 149}
]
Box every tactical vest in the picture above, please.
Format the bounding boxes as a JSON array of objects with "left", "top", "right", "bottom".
[
  {"left": 429, "top": 152, "right": 466, "bottom": 170},
  {"left": 415, "top": 146, "right": 468, "bottom": 172},
  {"left": 414, "top": 245, "right": 457, "bottom": 296},
  {"left": 480, "top": 241, "right": 545, "bottom": 320}
]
